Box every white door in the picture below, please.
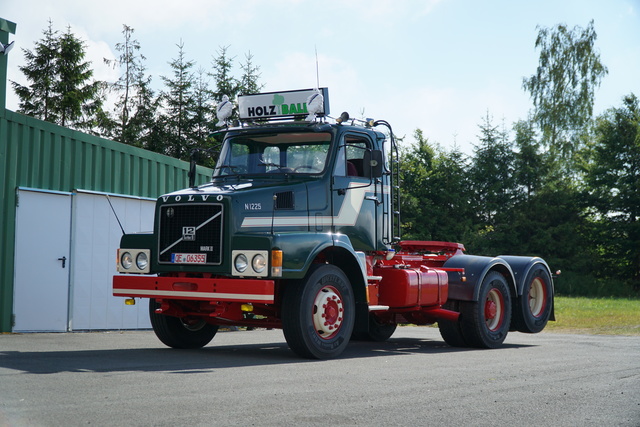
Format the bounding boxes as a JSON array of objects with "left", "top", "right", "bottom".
[
  {"left": 13, "top": 189, "right": 72, "bottom": 332},
  {"left": 70, "top": 191, "right": 154, "bottom": 330}
]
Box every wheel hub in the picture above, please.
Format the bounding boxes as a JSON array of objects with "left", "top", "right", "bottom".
[
  {"left": 485, "top": 300, "right": 497, "bottom": 320},
  {"left": 484, "top": 288, "right": 504, "bottom": 331},
  {"left": 312, "top": 286, "right": 344, "bottom": 339},
  {"left": 180, "top": 318, "right": 206, "bottom": 332},
  {"left": 528, "top": 278, "right": 547, "bottom": 317}
]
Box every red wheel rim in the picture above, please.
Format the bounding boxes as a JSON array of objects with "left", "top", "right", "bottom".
[
  {"left": 312, "top": 285, "right": 344, "bottom": 339},
  {"left": 484, "top": 288, "right": 505, "bottom": 331},
  {"left": 528, "top": 277, "right": 547, "bottom": 318}
]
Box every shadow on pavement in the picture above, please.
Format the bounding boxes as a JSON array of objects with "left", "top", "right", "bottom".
[{"left": 0, "top": 333, "right": 533, "bottom": 375}]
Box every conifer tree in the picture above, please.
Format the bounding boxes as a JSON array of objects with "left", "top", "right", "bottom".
[
  {"left": 210, "top": 45, "right": 238, "bottom": 101},
  {"left": 191, "top": 67, "right": 216, "bottom": 143},
  {"left": 159, "top": 41, "right": 196, "bottom": 160},
  {"left": 104, "top": 25, "right": 157, "bottom": 146},
  {"left": 55, "top": 26, "right": 103, "bottom": 130},
  {"left": 11, "top": 20, "right": 60, "bottom": 122},
  {"left": 512, "top": 119, "right": 544, "bottom": 200},
  {"left": 12, "top": 21, "right": 104, "bottom": 132},
  {"left": 238, "top": 51, "right": 263, "bottom": 95},
  {"left": 586, "top": 94, "right": 640, "bottom": 290},
  {"left": 470, "top": 113, "right": 516, "bottom": 225}
]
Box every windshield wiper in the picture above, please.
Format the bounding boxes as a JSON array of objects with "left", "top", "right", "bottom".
[
  {"left": 258, "top": 161, "right": 281, "bottom": 168},
  {"left": 215, "top": 164, "right": 240, "bottom": 173}
]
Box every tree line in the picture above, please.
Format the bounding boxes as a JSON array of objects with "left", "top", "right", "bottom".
[
  {"left": 401, "top": 21, "right": 639, "bottom": 297},
  {"left": 12, "top": 21, "right": 261, "bottom": 163},
  {"left": 11, "top": 21, "right": 640, "bottom": 297}
]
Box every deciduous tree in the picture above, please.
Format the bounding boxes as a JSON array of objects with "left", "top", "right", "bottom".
[{"left": 522, "top": 20, "right": 608, "bottom": 161}]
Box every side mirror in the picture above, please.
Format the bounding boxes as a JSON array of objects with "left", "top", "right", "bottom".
[
  {"left": 188, "top": 151, "right": 198, "bottom": 188},
  {"left": 367, "top": 150, "right": 383, "bottom": 178}
]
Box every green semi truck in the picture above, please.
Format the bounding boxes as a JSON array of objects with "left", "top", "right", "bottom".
[{"left": 114, "top": 88, "right": 554, "bottom": 359}]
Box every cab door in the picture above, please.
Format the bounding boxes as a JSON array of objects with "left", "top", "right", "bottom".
[{"left": 331, "top": 133, "right": 379, "bottom": 251}]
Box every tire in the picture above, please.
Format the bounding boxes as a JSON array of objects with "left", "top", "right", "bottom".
[
  {"left": 438, "top": 300, "right": 467, "bottom": 347},
  {"left": 460, "top": 271, "right": 512, "bottom": 349},
  {"left": 149, "top": 300, "right": 219, "bottom": 349},
  {"left": 512, "top": 265, "right": 553, "bottom": 333},
  {"left": 354, "top": 313, "right": 397, "bottom": 342},
  {"left": 282, "top": 264, "right": 355, "bottom": 359}
]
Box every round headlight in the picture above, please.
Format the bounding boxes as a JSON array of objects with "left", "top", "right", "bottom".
[
  {"left": 121, "top": 252, "right": 133, "bottom": 269},
  {"left": 136, "top": 252, "right": 149, "bottom": 270},
  {"left": 252, "top": 254, "right": 267, "bottom": 273},
  {"left": 234, "top": 253, "right": 248, "bottom": 273}
]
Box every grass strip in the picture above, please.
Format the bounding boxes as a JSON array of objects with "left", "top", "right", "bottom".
[{"left": 544, "top": 296, "right": 640, "bottom": 336}]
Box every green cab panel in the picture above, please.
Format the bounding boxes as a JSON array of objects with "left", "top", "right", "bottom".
[{"left": 272, "top": 232, "right": 337, "bottom": 279}]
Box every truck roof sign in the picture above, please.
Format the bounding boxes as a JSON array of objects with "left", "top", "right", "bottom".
[{"left": 238, "top": 88, "right": 330, "bottom": 121}]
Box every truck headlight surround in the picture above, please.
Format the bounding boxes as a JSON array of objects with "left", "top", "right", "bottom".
[
  {"left": 252, "top": 254, "right": 267, "bottom": 273},
  {"left": 234, "top": 253, "right": 248, "bottom": 273},
  {"left": 117, "top": 249, "right": 151, "bottom": 273},
  {"left": 121, "top": 251, "right": 133, "bottom": 270},
  {"left": 232, "top": 250, "right": 269, "bottom": 277}
]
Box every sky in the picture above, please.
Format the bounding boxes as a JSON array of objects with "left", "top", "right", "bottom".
[{"left": 3, "top": 0, "right": 639, "bottom": 155}]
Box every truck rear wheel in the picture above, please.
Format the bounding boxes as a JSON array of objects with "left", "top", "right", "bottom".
[
  {"left": 149, "top": 300, "right": 219, "bottom": 349},
  {"left": 438, "top": 300, "right": 467, "bottom": 347},
  {"left": 512, "top": 265, "right": 553, "bottom": 333},
  {"left": 282, "top": 264, "right": 355, "bottom": 359},
  {"left": 460, "top": 272, "right": 512, "bottom": 348}
]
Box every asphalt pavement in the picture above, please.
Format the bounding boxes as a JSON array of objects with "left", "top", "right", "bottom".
[{"left": 1, "top": 327, "right": 638, "bottom": 426}]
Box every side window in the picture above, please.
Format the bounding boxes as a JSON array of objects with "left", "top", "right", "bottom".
[{"left": 345, "top": 136, "right": 369, "bottom": 178}]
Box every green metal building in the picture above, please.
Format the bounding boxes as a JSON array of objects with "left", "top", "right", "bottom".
[{"left": 0, "top": 18, "right": 212, "bottom": 332}]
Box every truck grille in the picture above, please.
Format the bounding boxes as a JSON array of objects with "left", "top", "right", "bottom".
[{"left": 158, "top": 203, "right": 223, "bottom": 265}]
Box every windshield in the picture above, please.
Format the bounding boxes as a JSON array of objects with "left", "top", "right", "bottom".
[{"left": 213, "top": 131, "right": 332, "bottom": 177}]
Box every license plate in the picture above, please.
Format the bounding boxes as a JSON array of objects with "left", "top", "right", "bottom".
[{"left": 171, "top": 253, "right": 207, "bottom": 264}]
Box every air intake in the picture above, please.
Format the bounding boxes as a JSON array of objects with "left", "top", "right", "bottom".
[{"left": 274, "top": 191, "right": 294, "bottom": 210}]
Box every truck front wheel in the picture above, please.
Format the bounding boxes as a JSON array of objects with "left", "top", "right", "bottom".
[
  {"left": 282, "top": 264, "right": 355, "bottom": 359},
  {"left": 460, "top": 271, "right": 512, "bottom": 348},
  {"left": 512, "top": 265, "right": 553, "bottom": 333},
  {"left": 149, "top": 300, "right": 219, "bottom": 349}
]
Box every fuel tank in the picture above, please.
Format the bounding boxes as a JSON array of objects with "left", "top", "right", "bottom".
[{"left": 375, "top": 266, "right": 448, "bottom": 308}]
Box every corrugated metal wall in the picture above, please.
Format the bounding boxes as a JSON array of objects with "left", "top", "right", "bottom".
[{"left": 0, "top": 109, "right": 213, "bottom": 332}]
